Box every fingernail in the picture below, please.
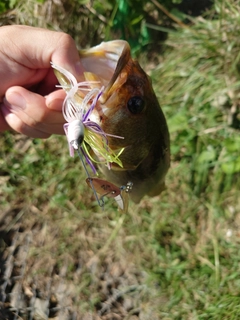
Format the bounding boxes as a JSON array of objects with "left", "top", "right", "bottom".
[
  {"left": 46, "top": 97, "right": 64, "bottom": 110},
  {"left": 4, "top": 92, "right": 26, "bottom": 111}
]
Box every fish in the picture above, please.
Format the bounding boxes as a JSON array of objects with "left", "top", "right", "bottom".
[
  {"left": 54, "top": 40, "right": 170, "bottom": 203},
  {"left": 78, "top": 40, "right": 170, "bottom": 203}
]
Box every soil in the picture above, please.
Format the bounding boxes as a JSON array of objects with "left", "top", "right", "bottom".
[{"left": 0, "top": 204, "right": 157, "bottom": 320}]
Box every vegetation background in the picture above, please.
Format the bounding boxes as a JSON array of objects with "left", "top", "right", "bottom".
[{"left": 0, "top": 0, "right": 240, "bottom": 319}]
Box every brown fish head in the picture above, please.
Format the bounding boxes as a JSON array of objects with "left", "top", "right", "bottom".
[{"left": 79, "top": 40, "right": 170, "bottom": 203}]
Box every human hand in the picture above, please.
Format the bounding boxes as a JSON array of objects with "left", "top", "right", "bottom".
[{"left": 0, "top": 25, "right": 84, "bottom": 138}]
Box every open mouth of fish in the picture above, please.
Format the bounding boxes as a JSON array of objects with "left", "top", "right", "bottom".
[
  {"left": 79, "top": 40, "right": 129, "bottom": 90},
  {"left": 78, "top": 40, "right": 133, "bottom": 116}
]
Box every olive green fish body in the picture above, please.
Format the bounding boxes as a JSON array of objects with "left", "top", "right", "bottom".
[{"left": 78, "top": 40, "right": 170, "bottom": 203}]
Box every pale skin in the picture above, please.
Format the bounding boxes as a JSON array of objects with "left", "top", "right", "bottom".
[{"left": 0, "top": 25, "right": 84, "bottom": 138}]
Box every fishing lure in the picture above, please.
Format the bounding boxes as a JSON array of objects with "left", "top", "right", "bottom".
[
  {"left": 51, "top": 62, "right": 124, "bottom": 173},
  {"left": 51, "top": 63, "right": 132, "bottom": 210},
  {"left": 86, "top": 178, "right": 133, "bottom": 213}
]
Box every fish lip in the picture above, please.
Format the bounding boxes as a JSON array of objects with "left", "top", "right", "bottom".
[
  {"left": 79, "top": 40, "right": 128, "bottom": 62},
  {"left": 104, "top": 41, "right": 130, "bottom": 92},
  {"left": 79, "top": 40, "right": 131, "bottom": 102}
]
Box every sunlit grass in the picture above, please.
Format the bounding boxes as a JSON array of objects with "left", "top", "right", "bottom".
[{"left": 148, "top": 0, "right": 240, "bottom": 318}]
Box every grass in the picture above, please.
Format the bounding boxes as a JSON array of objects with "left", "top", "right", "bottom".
[
  {"left": 148, "top": 0, "right": 240, "bottom": 318},
  {"left": 1, "top": 0, "right": 240, "bottom": 318}
]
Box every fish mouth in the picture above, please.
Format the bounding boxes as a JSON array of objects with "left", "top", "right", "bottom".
[{"left": 79, "top": 40, "right": 131, "bottom": 104}]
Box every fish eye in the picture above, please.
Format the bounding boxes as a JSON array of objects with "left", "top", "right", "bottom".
[{"left": 127, "top": 96, "right": 145, "bottom": 114}]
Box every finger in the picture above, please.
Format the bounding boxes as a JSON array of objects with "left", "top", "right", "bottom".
[
  {"left": 2, "top": 25, "right": 84, "bottom": 79},
  {"left": 5, "top": 86, "right": 65, "bottom": 124},
  {"left": 5, "top": 87, "right": 65, "bottom": 135},
  {"left": 45, "top": 89, "right": 66, "bottom": 111},
  {"left": 1, "top": 105, "right": 51, "bottom": 138}
]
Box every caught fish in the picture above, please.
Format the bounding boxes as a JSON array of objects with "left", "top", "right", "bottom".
[{"left": 53, "top": 40, "right": 170, "bottom": 203}]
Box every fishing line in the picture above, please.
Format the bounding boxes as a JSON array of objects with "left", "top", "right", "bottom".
[{"left": 76, "top": 148, "right": 105, "bottom": 208}]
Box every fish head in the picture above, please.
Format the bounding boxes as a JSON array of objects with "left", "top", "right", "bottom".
[{"left": 80, "top": 40, "right": 170, "bottom": 203}]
